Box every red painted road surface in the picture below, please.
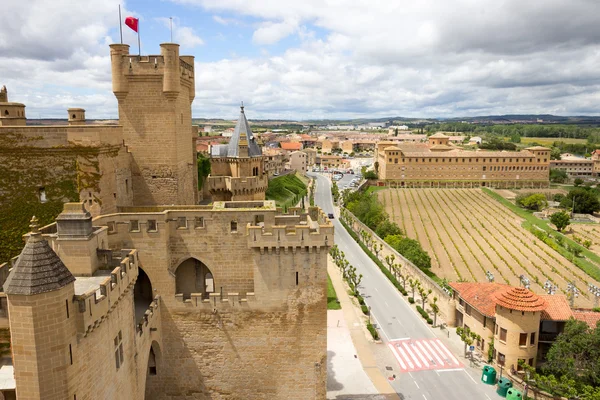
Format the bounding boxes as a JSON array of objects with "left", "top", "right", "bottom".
[{"left": 388, "top": 338, "right": 463, "bottom": 373}]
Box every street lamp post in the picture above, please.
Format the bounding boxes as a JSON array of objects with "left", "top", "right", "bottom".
[
  {"left": 589, "top": 284, "right": 600, "bottom": 308},
  {"left": 544, "top": 280, "right": 558, "bottom": 295},
  {"left": 566, "top": 282, "right": 580, "bottom": 307},
  {"left": 519, "top": 275, "right": 530, "bottom": 289}
]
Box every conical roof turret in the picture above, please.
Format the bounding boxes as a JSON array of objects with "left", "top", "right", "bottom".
[
  {"left": 4, "top": 216, "right": 75, "bottom": 295},
  {"left": 227, "top": 103, "right": 262, "bottom": 157}
]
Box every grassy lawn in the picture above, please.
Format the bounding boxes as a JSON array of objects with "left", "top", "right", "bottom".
[
  {"left": 327, "top": 273, "right": 341, "bottom": 310},
  {"left": 266, "top": 173, "right": 307, "bottom": 208},
  {"left": 365, "top": 186, "right": 387, "bottom": 194},
  {"left": 520, "top": 137, "right": 588, "bottom": 146},
  {"left": 483, "top": 188, "right": 600, "bottom": 282}
]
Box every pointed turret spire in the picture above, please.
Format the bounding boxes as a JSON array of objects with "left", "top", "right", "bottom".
[
  {"left": 226, "top": 103, "right": 262, "bottom": 158},
  {"left": 4, "top": 216, "right": 75, "bottom": 295}
]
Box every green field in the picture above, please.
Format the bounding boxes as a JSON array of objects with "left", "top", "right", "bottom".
[
  {"left": 327, "top": 274, "right": 341, "bottom": 310},
  {"left": 265, "top": 173, "right": 308, "bottom": 208},
  {"left": 520, "top": 137, "right": 587, "bottom": 146}
]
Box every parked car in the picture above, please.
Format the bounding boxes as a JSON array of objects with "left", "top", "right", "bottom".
[{"left": 327, "top": 213, "right": 335, "bottom": 219}]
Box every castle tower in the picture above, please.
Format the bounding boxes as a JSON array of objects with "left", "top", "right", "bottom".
[
  {"left": 208, "top": 105, "right": 268, "bottom": 201},
  {"left": 0, "top": 85, "right": 27, "bottom": 126},
  {"left": 4, "top": 217, "right": 77, "bottom": 400},
  {"left": 109, "top": 43, "right": 198, "bottom": 206},
  {"left": 67, "top": 108, "right": 85, "bottom": 125}
]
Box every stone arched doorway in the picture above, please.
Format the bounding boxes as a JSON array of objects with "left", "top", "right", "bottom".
[
  {"left": 175, "top": 258, "right": 214, "bottom": 300},
  {"left": 134, "top": 268, "right": 153, "bottom": 323},
  {"left": 144, "top": 341, "right": 161, "bottom": 400}
]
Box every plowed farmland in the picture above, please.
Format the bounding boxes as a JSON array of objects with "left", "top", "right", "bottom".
[{"left": 378, "top": 188, "right": 600, "bottom": 308}]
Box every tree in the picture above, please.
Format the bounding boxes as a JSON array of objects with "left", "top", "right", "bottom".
[
  {"left": 385, "top": 254, "right": 395, "bottom": 271},
  {"left": 417, "top": 285, "right": 432, "bottom": 309},
  {"left": 551, "top": 147, "right": 562, "bottom": 160},
  {"left": 574, "top": 178, "right": 584, "bottom": 187},
  {"left": 197, "top": 153, "right": 212, "bottom": 190},
  {"left": 550, "top": 168, "right": 568, "bottom": 183},
  {"left": 364, "top": 170, "right": 378, "bottom": 180},
  {"left": 376, "top": 220, "right": 403, "bottom": 238},
  {"left": 516, "top": 193, "right": 548, "bottom": 211},
  {"left": 560, "top": 188, "right": 600, "bottom": 214},
  {"left": 456, "top": 326, "right": 480, "bottom": 357},
  {"left": 331, "top": 181, "right": 340, "bottom": 203},
  {"left": 543, "top": 319, "right": 600, "bottom": 387},
  {"left": 550, "top": 211, "right": 571, "bottom": 232},
  {"left": 408, "top": 278, "right": 419, "bottom": 299},
  {"left": 430, "top": 297, "right": 440, "bottom": 327}
]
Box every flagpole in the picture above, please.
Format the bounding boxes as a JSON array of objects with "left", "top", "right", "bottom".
[
  {"left": 118, "top": 5, "right": 123, "bottom": 44},
  {"left": 170, "top": 17, "right": 173, "bottom": 42},
  {"left": 138, "top": 21, "right": 141, "bottom": 57}
]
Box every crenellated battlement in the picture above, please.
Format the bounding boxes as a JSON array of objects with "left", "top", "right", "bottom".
[
  {"left": 73, "top": 249, "right": 139, "bottom": 336},
  {"left": 208, "top": 175, "right": 268, "bottom": 195},
  {"left": 175, "top": 291, "right": 256, "bottom": 310},
  {"left": 110, "top": 43, "right": 195, "bottom": 101},
  {"left": 247, "top": 207, "right": 333, "bottom": 252},
  {"left": 137, "top": 295, "right": 160, "bottom": 336}
]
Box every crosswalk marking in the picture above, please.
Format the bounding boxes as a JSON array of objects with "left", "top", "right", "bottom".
[{"left": 389, "top": 338, "right": 463, "bottom": 373}]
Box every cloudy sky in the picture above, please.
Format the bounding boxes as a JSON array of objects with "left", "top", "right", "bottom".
[{"left": 1, "top": 0, "right": 599, "bottom": 120}]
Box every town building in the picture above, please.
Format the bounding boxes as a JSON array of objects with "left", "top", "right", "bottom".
[
  {"left": 302, "top": 148, "right": 317, "bottom": 167},
  {"left": 450, "top": 282, "right": 595, "bottom": 372},
  {"left": 549, "top": 158, "right": 594, "bottom": 179},
  {"left": 208, "top": 105, "right": 268, "bottom": 201},
  {"left": 376, "top": 133, "right": 550, "bottom": 188},
  {"left": 0, "top": 42, "right": 330, "bottom": 400},
  {"left": 263, "top": 148, "right": 286, "bottom": 177},
  {"left": 287, "top": 150, "right": 308, "bottom": 173},
  {"left": 317, "top": 155, "right": 347, "bottom": 169}
]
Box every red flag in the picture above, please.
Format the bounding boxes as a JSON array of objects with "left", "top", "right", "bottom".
[{"left": 125, "top": 16, "right": 139, "bottom": 33}]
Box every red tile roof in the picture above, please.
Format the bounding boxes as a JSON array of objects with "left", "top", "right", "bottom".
[
  {"left": 573, "top": 310, "right": 600, "bottom": 328},
  {"left": 451, "top": 282, "right": 567, "bottom": 320},
  {"left": 540, "top": 295, "right": 573, "bottom": 321},
  {"left": 450, "top": 282, "right": 510, "bottom": 317},
  {"left": 495, "top": 287, "right": 547, "bottom": 312},
  {"left": 280, "top": 142, "right": 302, "bottom": 151}
]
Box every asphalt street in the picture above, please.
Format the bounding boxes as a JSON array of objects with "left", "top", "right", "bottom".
[{"left": 311, "top": 173, "right": 499, "bottom": 400}]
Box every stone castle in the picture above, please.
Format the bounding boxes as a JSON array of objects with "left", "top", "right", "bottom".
[{"left": 0, "top": 43, "right": 330, "bottom": 400}]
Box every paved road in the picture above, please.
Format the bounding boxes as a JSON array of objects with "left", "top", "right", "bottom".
[{"left": 311, "top": 173, "right": 499, "bottom": 400}]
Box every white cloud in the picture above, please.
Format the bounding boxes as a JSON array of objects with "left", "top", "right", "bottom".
[
  {"left": 252, "top": 19, "right": 298, "bottom": 45},
  {"left": 156, "top": 18, "right": 204, "bottom": 48}
]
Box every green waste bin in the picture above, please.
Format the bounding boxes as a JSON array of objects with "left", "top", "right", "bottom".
[
  {"left": 481, "top": 366, "right": 497, "bottom": 385},
  {"left": 496, "top": 377, "right": 513, "bottom": 397},
  {"left": 506, "top": 388, "right": 523, "bottom": 400}
]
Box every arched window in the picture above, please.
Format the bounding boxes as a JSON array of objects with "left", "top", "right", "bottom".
[
  {"left": 4, "top": 110, "right": 8, "bottom": 116},
  {"left": 72, "top": 114, "right": 76, "bottom": 119},
  {"left": 175, "top": 258, "right": 214, "bottom": 300}
]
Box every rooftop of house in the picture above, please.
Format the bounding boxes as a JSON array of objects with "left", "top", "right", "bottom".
[
  {"left": 572, "top": 309, "right": 600, "bottom": 328},
  {"left": 280, "top": 142, "right": 303, "bottom": 151},
  {"left": 450, "top": 282, "right": 572, "bottom": 320}
]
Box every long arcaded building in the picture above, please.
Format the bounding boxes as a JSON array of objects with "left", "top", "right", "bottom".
[{"left": 376, "top": 133, "right": 550, "bottom": 188}]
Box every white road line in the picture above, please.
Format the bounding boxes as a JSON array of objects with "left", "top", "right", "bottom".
[
  {"left": 416, "top": 340, "right": 438, "bottom": 367},
  {"left": 396, "top": 344, "right": 415, "bottom": 369},
  {"left": 433, "top": 339, "right": 460, "bottom": 366},
  {"left": 435, "top": 368, "right": 464, "bottom": 373},
  {"left": 384, "top": 301, "right": 389, "bottom": 307},
  {"left": 485, "top": 395, "right": 492, "bottom": 400},
  {"left": 412, "top": 340, "right": 430, "bottom": 366},
  {"left": 423, "top": 395, "right": 428, "bottom": 400},
  {"left": 408, "top": 372, "right": 414, "bottom": 379},
  {"left": 402, "top": 342, "right": 423, "bottom": 368},
  {"left": 388, "top": 344, "right": 407, "bottom": 370},
  {"left": 463, "top": 369, "right": 477, "bottom": 384},
  {"left": 422, "top": 340, "right": 444, "bottom": 367},
  {"left": 374, "top": 287, "right": 379, "bottom": 292},
  {"left": 389, "top": 337, "right": 410, "bottom": 341},
  {"left": 414, "top": 380, "right": 420, "bottom": 389}
]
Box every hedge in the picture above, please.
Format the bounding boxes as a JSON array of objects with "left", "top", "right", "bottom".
[{"left": 367, "top": 322, "right": 379, "bottom": 340}]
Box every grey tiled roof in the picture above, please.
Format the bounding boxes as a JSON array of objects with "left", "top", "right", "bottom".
[
  {"left": 226, "top": 106, "right": 262, "bottom": 158},
  {"left": 4, "top": 221, "right": 75, "bottom": 295}
]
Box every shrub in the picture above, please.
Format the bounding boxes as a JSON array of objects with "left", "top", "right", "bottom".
[
  {"left": 553, "top": 193, "right": 565, "bottom": 203},
  {"left": 408, "top": 297, "right": 415, "bottom": 304},
  {"left": 361, "top": 305, "right": 369, "bottom": 315},
  {"left": 427, "top": 318, "right": 433, "bottom": 325},
  {"left": 516, "top": 193, "right": 548, "bottom": 211},
  {"left": 357, "top": 296, "right": 365, "bottom": 306},
  {"left": 367, "top": 322, "right": 379, "bottom": 340}
]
